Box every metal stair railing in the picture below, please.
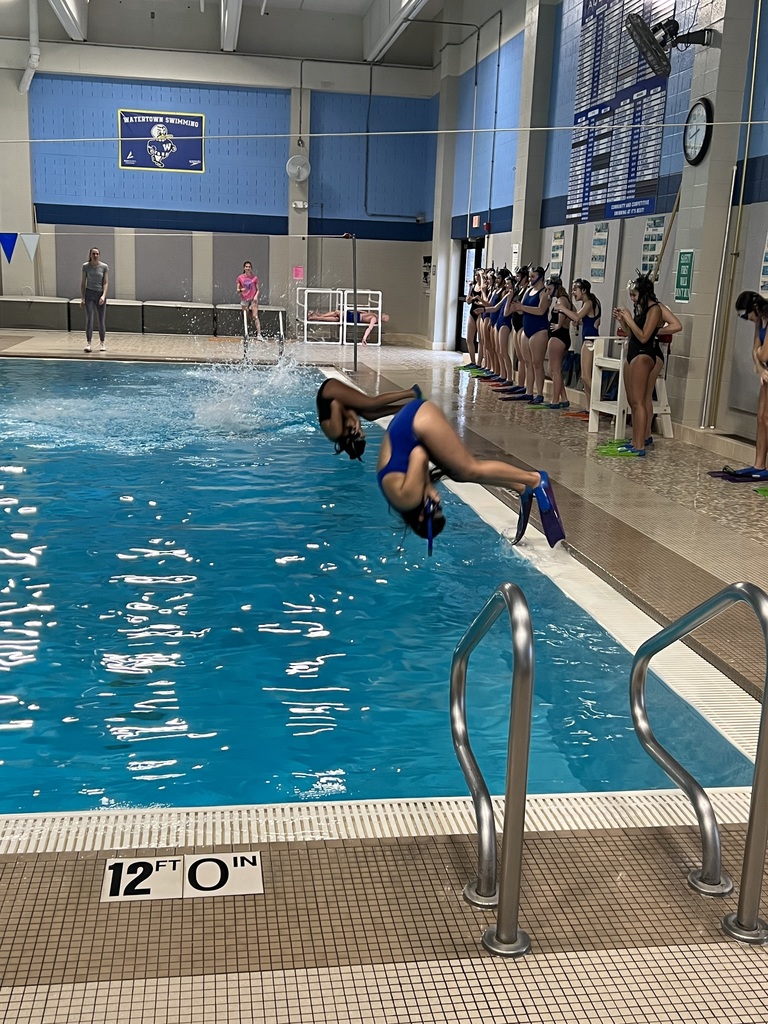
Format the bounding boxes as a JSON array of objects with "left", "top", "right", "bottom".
[
  {"left": 630, "top": 581, "right": 768, "bottom": 943},
  {"left": 450, "top": 582, "right": 534, "bottom": 957}
]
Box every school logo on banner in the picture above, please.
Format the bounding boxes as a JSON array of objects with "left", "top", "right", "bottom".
[{"left": 118, "top": 109, "right": 205, "bottom": 173}]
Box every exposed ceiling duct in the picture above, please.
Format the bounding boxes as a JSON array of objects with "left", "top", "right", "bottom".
[{"left": 18, "top": 0, "right": 40, "bottom": 94}]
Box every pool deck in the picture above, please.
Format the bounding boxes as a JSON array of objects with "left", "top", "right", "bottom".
[{"left": 0, "top": 328, "right": 767, "bottom": 1023}]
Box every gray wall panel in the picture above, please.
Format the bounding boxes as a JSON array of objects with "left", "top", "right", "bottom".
[
  {"left": 212, "top": 235, "right": 270, "bottom": 305},
  {"left": 135, "top": 232, "right": 194, "bottom": 302},
  {"left": 55, "top": 226, "right": 115, "bottom": 299}
]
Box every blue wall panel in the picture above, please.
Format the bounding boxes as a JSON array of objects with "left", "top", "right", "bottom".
[
  {"left": 29, "top": 75, "right": 291, "bottom": 220},
  {"left": 308, "top": 91, "right": 437, "bottom": 229},
  {"left": 451, "top": 33, "right": 524, "bottom": 223}
]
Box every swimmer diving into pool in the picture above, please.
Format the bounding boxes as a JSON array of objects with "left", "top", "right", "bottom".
[
  {"left": 316, "top": 377, "right": 423, "bottom": 460},
  {"left": 376, "top": 397, "right": 565, "bottom": 550}
]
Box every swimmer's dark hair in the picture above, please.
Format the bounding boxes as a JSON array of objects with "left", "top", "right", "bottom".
[
  {"left": 334, "top": 431, "right": 366, "bottom": 460},
  {"left": 736, "top": 290, "right": 768, "bottom": 318},
  {"left": 399, "top": 502, "right": 446, "bottom": 540},
  {"left": 573, "top": 279, "right": 601, "bottom": 317},
  {"left": 631, "top": 274, "right": 657, "bottom": 309}
]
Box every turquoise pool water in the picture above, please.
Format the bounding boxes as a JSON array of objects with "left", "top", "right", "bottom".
[{"left": 0, "top": 358, "right": 753, "bottom": 814}]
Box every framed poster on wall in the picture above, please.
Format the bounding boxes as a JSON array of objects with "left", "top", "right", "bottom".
[
  {"left": 119, "top": 109, "right": 205, "bottom": 173},
  {"left": 590, "top": 222, "right": 609, "bottom": 282}
]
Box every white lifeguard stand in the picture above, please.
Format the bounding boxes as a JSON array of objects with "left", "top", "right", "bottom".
[
  {"left": 588, "top": 336, "right": 673, "bottom": 440},
  {"left": 296, "top": 287, "right": 344, "bottom": 344},
  {"left": 342, "top": 289, "right": 383, "bottom": 346}
]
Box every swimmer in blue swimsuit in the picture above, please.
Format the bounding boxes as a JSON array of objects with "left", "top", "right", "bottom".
[
  {"left": 732, "top": 291, "right": 768, "bottom": 478},
  {"left": 376, "top": 398, "right": 565, "bottom": 548},
  {"left": 510, "top": 266, "right": 550, "bottom": 404},
  {"left": 316, "top": 377, "right": 423, "bottom": 459}
]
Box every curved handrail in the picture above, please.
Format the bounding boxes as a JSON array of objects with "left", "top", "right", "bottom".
[
  {"left": 450, "top": 582, "right": 534, "bottom": 955},
  {"left": 631, "top": 582, "right": 768, "bottom": 927}
]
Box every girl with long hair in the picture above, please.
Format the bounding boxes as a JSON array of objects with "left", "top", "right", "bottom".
[
  {"left": 731, "top": 291, "right": 768, "bottom": 478},
  {"left": 609, "top": 275, "right": 663, "bottom": 457},
  {"left": 557, "top": 279, "right": 601, "bottom": 417},
  {"left": 546, "top": 276, "right": 573, "bottom": 408}
]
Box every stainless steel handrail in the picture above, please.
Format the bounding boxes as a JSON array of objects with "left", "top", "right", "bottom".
[
  {"left": 450, "top": 582, "right": 534, "bottom": 957},
  {"left": 630, "top": 581, "right": 768, "bottom": 942}
]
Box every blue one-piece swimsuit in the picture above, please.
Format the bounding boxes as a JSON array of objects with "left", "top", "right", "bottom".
[
  {"left": 522, "top": 289, "right": 549, "bottom": 338},
  {"left": 376, "top": 399, "right": 425, "bottom": 494}
]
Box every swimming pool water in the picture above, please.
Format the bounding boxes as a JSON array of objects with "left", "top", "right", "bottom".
[{"left": 0, "top": 358, "right": 754, "bottom": 814}]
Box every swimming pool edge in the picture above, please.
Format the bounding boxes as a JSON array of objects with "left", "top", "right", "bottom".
[{"left": 0, "top": 787, "right": 752, "bottom": 854}]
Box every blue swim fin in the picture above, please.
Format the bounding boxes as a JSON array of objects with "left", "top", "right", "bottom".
[
  {"left": 509, "top": 486, "right": 533, "bottom": 546},
  {"left": 533, "top": 471, "right": 566, "bottom": 547}
]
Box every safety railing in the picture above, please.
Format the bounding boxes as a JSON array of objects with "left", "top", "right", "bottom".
[
  {"left": 630, "top": 581, "right": 768, "bottom": 943},
  {"left": 450, "top": 582, "right": 534, "bottom": 957}
]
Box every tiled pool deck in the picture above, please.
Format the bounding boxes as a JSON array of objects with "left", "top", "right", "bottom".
[{"left": 0, "top": 328, "right": 766, "bottom": 1023}]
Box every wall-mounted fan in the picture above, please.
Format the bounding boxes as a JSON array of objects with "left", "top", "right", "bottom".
[
  {"left": 286, "top": 154, "right": 311, "bottom": 182},
  {"left": 625, "top": 13, "right": 713, "bottom": 78}
]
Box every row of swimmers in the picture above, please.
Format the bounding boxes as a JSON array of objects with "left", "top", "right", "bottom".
[
  {"left": 315, "top": 377, "right": 565, "bottom": 552},
  {"left": 464, "top": 265, "right": 600, "bottom": 410},
  {"left": 465, "top": 268, "right": 687, "bottom": 458}
]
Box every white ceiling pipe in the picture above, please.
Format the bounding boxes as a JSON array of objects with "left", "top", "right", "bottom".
[{"left": 18, "top": 0, "right": 41, "bottom": 94}]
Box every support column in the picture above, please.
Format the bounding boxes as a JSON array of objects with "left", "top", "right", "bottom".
[
  {"left": 0, "top": 69, "right": 37, "bottom": 295},
  {"left": 428, "top": 0, "right": 467, "bottom": 351},
  {"left": 671, "top": 0, "right": 755, "bottom": 425},
  {"left": 429, "top": 72, "right": 460, "bottom": 350},
  {"left": 510, "top": 0, "right": 557, "bottom": 263},
  {"left": 284, "top": 86, "right": 310, "bottom": 322}
]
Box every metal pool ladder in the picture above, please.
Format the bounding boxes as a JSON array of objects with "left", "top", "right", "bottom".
[
  {"left": 450, "top": 582, "right": 534, "bottom": 957},
  {"left": 631, "top": 580, "right": 768, "bottom": 943}
]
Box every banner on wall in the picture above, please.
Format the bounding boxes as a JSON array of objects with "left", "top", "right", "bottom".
[
  {"left": 761, "top": 230, "right": 768, "bottom": 293},
  {"left": 640, "top": 215, "right": 666, "bottom": 278},
  {"left": 550, "top": 230, "right": 565, "bottom": 276},
  {"left": 590, "top": 222, "right": 608, "bottom": 281},
  {"left": 118, "top": 110, "right": 205, "bottom": 173}
]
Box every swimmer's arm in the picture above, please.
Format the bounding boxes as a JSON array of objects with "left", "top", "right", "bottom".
[
  {"left": 559, "top": 302, "right": 589, "bottom": 323},
  {"left": 320, "top": 400, "right": 345, "bottom": 439},
  {"left": 530, "top": 291, "right": 551, "bottom": 316},
  {"left": 343, "top": 410, "right": 361, "bottom": 433},
  {"left": 382, "top": 447, "right": 430, "bottom": 510},
  {"left": 659, "top": 303, "right": 682, "bottom": 334},
  {"left": 753, "top": 330, "right": 766, "bottom": 376},
  {"left": 620, "top": 304, "right": 661, "bottom": 343}
]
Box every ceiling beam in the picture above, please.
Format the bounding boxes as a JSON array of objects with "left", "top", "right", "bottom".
[
  {"left": 365, "top": 0, "right": 431, "bottom": 63},
  {"left": 220, "top": 0, "right": 244, "bottom": 52},
  {"left": 46, "top": 0, "right": 88, "bottom": 41}
]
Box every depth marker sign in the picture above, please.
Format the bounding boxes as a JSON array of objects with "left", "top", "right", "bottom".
[{"left": 101, "top": 853, "right": 264, "bottom": 902}]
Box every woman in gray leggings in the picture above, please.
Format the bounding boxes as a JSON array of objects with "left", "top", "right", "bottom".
[{"left": 80, "top": 247, "right": 109, "bottom": 353}]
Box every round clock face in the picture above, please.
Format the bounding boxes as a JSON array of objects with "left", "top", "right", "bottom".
[{"left": 684, "top": 99, "right": 713, "bottom": 166}]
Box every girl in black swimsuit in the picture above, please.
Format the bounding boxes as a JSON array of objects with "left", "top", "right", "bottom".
[
  {"left": 465, "top": 268, "right": 485, "bottom": 368},
  {"left": 612, "top": 275, "right": 663, "bottom": 457},
  {"left": 316, "top": 378, "right": 422, "bottom": 459},
  {"left": 546, "top": 277, "right": 573, "bottom": 408}
]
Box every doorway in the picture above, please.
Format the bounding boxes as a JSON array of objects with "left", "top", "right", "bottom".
[{"left": 455, "top": 238, "right": 485, "bottom": 351}]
